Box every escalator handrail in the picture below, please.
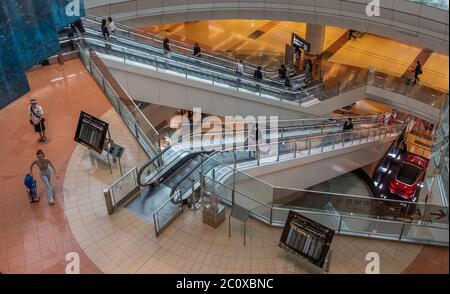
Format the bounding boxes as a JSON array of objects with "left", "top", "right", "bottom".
[
  {"left": 161, "top": 120, "right": 380, "bottom": 149},
  {"left": 169, "top": 151, "right": 218, "bottom": 203},
  {"left": 83, "top": 36, "right": 326, "bottom": 97},
  {"left": 157, "top": 116, "right": 379, "bottom": 137},
  {"left": 84, "top": 27, "right": 291, "bottom": 86},
  {"left": 137, "top": 145, "right": 173, "bottom": 186},
  {"left": 83, "top": 15, "right": 280, "bottom": 75},
  {"left": 168, "top": 123, "right": 406, "bottom": 199}
]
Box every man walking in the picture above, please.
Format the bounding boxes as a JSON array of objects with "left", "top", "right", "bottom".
[
  {"left": 411, "top": 60, "right": 423, "bottom": 84},
  {"left": 29, "top": 99, "right": 47, "bottom": 143}
]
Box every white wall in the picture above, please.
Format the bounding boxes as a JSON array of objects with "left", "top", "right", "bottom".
[{"left": 84, "top": 0, "right": 449, "bottom": 54}]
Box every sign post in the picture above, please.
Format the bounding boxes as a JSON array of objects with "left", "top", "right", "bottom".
[{"left": 74, "top": 111, "right": 125, "bottom": 175}]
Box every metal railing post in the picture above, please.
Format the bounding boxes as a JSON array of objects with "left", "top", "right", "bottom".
[
  {"left": 294, "top": 142, "right": 297, "bottom": 158},
  {"left": 307, "top": 138, "right": 311, "bottom": 155},
  {"left": 277, "top": 144, "right": 280, "bottom": 161},
  {"left": 399, "top": 223, "right": 406, "bottom": 241},
  {"left": 103, "top": 188, "right": 114, "bottom": 215},
  {"left": 257, "top": 146, "right": 261, "bottom": 165}
]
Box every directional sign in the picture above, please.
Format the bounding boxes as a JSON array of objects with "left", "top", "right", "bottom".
[
  {"left": 292, "top": 33, "right": 311, "bottom": 52},
  {"left": 74, "top": 111, "right": 109, "bottom": 154},
  {"left": 430, "top": 209, "right": 447, "bottom": 220}
]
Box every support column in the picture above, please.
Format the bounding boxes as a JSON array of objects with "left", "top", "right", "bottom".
[{"left": 305, "top": 24, "right": 325, "bottom": 56}]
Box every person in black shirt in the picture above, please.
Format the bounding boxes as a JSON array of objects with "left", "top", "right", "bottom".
[
  {"left": 348, "top": 29, "right": 357, "bottom": 40},
  {"left": 343, "top": 118, "right": 353, "bottom": 130},
  {"left": 278, "top": 64, "right": 287, "bottom": 79},
  {"left": 101, "top": 19, "right": 110, "bottom": 41},
  {"left": 411, "top": 60, "right": 423, "bottom": 84},
  {"left": 163, "top": 38, "right": 171, "bottom": 57},
  {"left": 193, "top": 42, "right": 201, "bottom": 58},
  {"left": 285, "top": 77, "right": 292, "bottom": 88},
  {"left": 253, "top": 66, "right": 263, "bottom": 80}
]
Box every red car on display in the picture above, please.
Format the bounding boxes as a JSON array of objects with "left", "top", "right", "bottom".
[{"left": 389, "top": 154, "right": 429, "bottom": 201}]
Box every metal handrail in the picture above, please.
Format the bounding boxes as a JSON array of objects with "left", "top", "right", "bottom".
[
  {"left": 145, "top": 120, "right": 392, "bottom": 188},
  {"left": 169, "top": 151, "right": 218, "bottom": 202},
  {"left": 161, "top": 119, "right": 380, "bottom": 147},
  {"left": 139, "top": 116, "right": 383, "bottom": 187},
  {"left": 83, "top": 36, "right": 323, "bottom": 97},
  {"left": 168, "top": 123, "right": 404, "bottom": 199},
  {"left": 83, "top": 26, "right": 288, "bottom": 86},
  {"left": 137, "top": 147, "right": 189, "bottom": 187},
  {"left": 157, "top": 115, "right": 379, "bottom": 133},
  {"left": 202, "top": 173, "right": 450, "bottom": 235},
  {"left": 83, "top": 15, "right": 281, "bottom": 75}
]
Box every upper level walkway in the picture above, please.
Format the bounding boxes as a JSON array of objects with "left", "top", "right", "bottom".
[{"left": 84, "top": 0, "right": 449, "bottom": 54}]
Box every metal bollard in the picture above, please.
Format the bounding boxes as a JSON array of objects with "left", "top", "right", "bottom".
[{"left": 103, "top": 188, "right": 114, "bottom": 215}]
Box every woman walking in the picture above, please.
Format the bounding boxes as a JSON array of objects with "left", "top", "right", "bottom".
[{"left": 30, "top": 149, "right": 59, "bottom": 205}]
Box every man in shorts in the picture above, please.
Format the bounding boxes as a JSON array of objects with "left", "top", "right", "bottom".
[{"left": 29, "top": 99, "right": 47, "bottom": 143}]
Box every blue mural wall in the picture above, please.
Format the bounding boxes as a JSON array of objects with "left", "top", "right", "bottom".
[{"left": 0, "top": 0, "right": 85, "bottom": 109}]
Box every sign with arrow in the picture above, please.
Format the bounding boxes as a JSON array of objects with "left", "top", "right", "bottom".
[{"left": 430, "top": 209, "right": 447, "bottom": 220}]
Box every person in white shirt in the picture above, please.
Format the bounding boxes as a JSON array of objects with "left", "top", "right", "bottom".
[
  {"left": 29, "top": 99, "right": 47, "bottom": 143},
  {"left": 107, "top": 17, "right": 116, "bottom": 34},
  {"left": 235, "top": 60, "right": 244, "bottom": 75}
]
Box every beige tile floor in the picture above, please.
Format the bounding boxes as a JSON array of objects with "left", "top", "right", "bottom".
[{"left": 62, "top": 108, "right": 426, "bottom": 274}]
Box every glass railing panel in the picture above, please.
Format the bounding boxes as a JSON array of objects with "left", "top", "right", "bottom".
[
  {"left": 339, "top": 216, "right": 404, "bottom": 240},
  {"left": 401, "top": 223, "right": 449, "bottom": 245},
  {"left": 203, "top": 174, "right": 234, "bottom": 204},
  {"left": 234, "top": 170, "right": 274, "bottom": 206},
  {"left": 153, "top": 193, "right": 184, "bottom": 237},
  {"left": 409, "top": 0, "right": 449, "bottom": 10},
  {"left": 235, "top": 189, "right": 272, "bottom": 223}
]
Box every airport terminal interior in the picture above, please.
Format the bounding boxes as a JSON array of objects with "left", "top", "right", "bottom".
[{"left": 0, "top": 0, "right": 449, "bottom": 274}]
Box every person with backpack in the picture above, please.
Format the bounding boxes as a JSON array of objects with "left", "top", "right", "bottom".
[
  {"left": 29, "top": 99, "right": 47, "bottom": 143},
  {"left": 411, "top": 60, "right": 423, "bottom": 84},
  {"left": 30, "top": 149, "right": 60, "bottom": 205}
]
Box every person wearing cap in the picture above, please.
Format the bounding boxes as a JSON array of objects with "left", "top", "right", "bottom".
[{"left": 29, "top": 99, "right": 47, "bottom": 143}]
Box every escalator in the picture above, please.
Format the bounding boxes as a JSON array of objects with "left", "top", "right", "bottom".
[
  {"left": 127, "top": 116, "right": 394, "bottom": 214},
  {"left": 74, "top": 20, "right": 321, "bottom": 103}
]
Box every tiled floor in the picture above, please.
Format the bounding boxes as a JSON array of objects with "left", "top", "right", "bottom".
[
  {"left": 0, "top": 59, "right": 109, "bottom": 274},
  {"left": 62, "top": 108, "right": 445, "bottom": 274},
  {"left": 0, "top": 58, "right": 448, "bottom": 274}
]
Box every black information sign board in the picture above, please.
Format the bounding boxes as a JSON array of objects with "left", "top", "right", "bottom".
[
  {"left": 74, "top": 111, "right": 109, "bottom": 154},
  {"left": 292, "top": 33, "right": 311, "bottom": 52},
  {"left": 279, "top": 211, "right": 334, "bottom": 268}
]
